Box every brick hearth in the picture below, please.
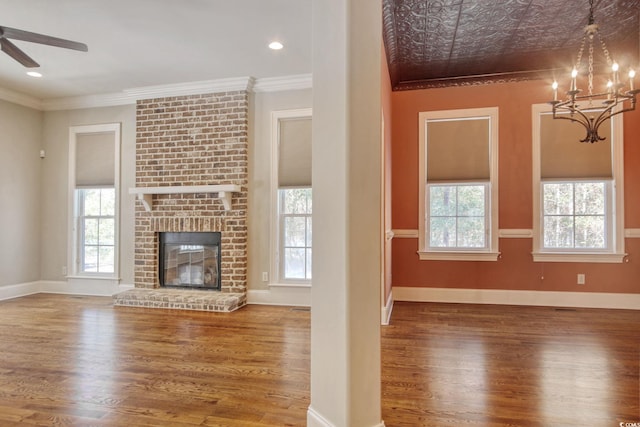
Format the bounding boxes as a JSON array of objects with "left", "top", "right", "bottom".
[
  {"left": 114, "top": 90, "right": 248, "bottom": 312},
  {"left": 114, "top": 288, "right": 245, "bottom": 312}
]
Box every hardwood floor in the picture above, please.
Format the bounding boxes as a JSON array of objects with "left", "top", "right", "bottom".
[
  {"left": 382, "top": 302, "right": 640, "bottom": 427},
  {"left": 0, "top": 295, "right": 310, "bottom": 426},
  {"left": 0, "top": 295, "right": 638, "bottom": 426}
]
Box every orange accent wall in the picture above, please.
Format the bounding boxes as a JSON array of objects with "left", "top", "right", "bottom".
[{"left": 391, "top": 80, "right": 640, "bottom": 293}]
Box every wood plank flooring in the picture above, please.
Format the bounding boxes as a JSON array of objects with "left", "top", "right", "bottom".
[
  {"left": 0, "top": 295, "right": 638, "bottom": 426},
  {"left": 382, "top": 302, "right": 640, "bottom": 427},
  {"left": 0, "top": 295, "right": 310, "bottom": 426}
]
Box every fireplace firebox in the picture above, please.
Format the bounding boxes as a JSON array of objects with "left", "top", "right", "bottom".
[{"left": 159, "top": 232, "right": 221, "bottom": 290}]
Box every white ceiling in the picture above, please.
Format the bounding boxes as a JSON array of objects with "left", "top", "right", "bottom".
[{"left": 0, "top": 0, "right": 312, "bottom": 101}]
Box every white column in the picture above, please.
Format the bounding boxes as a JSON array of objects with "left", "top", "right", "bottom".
[{"left": 308, "top": 0, "right": 383, "bottom": 426}]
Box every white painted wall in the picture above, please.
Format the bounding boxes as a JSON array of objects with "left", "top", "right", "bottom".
[
  {"left": 247, "top": 89, "right": 312, "bottom": 291},
  {"left": 3, "top": 89, "right": 310, "bottom": 298},
  {"left": 0, "top": 100, "right": 43, "bottom": 287},
  {"left": 40, "top": 105, "right": 136, "bottom": 285},
  {"left": 309, "top": 0, "right": 383, "bottom": 425}
]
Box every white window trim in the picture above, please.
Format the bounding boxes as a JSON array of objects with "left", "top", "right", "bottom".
[
  {"left": 418, "top": 107, "right": 500, "bottom": 261},
  {"left": 270, "top": 108, "right": 313, "bottom": 285},
  {"left": 68, "top": 123, "right": 121, "bottom": 279},
  {"left": 278, "top": 188, "right": 312, "bottom": 283},
  {"left": 76, "top": 187, "right": 117, "bottom": 275},
  {"left": 531, "top": 103, "right": 626, "bottom": 263}
]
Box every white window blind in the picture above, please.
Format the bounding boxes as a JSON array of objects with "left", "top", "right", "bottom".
[
  {"left": 278, "top": 117, "right": 312, "bottom": 187},
  {"left": 540, "top": 113, "right": 612, "bottom": 179},
  {"left": 75, "top": 132, "right": 115, "bottom": 186},
  {"left": 427, "top": 118, "right": 489, "bottom": 181}
]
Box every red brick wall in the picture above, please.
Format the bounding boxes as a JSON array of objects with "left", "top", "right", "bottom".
[{"left": 134, "top": 91, "right": 248, "bottom": 293}]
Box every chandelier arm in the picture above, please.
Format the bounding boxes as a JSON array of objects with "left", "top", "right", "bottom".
[
  {"left": 550, "top": 110, "right": 596, "bottom": 142},
  {"left": 591, "top": 112, "right": 612, "bottom": 142},
  {"left": 552, "top": 105, "right": 594, "bottom": 127},
  {"left": 603, "top": 104, "right": 636, "bottom": 121}
]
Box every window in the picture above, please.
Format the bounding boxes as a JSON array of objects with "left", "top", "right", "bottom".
[
  {"left": 542, "top": 181, "right": 609, "bottom": 250},
  {"left": 68, "top": 123, "right": 120, "bottom": 278},
  {"left": 428, "top": 183, "right": 488, "bottom": 249},
  {"left": 418, "top": 107, "right": 499, "bottom": 261},
  {"left": 532, "top": 104, "right": 624, "bottom": 262},
  {"left": 271, "top": 109, "right": 312, "bottom": 284},
  {"left": 280, "top": 187, "right": 312, "bottom": 280},
  {"left": 77, "top": 188, "right": 116, "bottom": 273}
]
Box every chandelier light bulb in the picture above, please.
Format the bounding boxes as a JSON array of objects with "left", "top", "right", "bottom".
[
  {"left": 630, "top": 69, "right": 636, "bottom": 91},
  {"left": 570, "top": 68, "right": 578, "bottom": 92},
  {"left": 612, "top": 62, "right": 620, "bottom": 85}
]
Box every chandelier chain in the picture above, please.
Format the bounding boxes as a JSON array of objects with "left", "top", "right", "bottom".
[
  {"left": 597, "top": 34, "right": 612, "bottom": 66},
  {"left": 575, "top": 34, "right": 586, "bottom": 69},
  {"left": 588, "top": 42, "right": 594, "bottom": 97}
]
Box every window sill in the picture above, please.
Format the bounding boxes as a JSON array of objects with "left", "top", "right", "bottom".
[
  {"left": 418, "top": 251, "right": 500, "bottom": 261},
  {"left": 67, "top": 275, "right": 121, "bottom": 281},
  {"left": 532, "top": 252, "right": 627, "bottom": 263},
  {"left": 269, "top": 282, "right": 312, "bottom": 288}
]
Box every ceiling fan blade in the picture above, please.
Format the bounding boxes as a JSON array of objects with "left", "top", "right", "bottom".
[
  {"left": 0, "top": 26, "right": 88, "bottom": 52},
  {"left": 0, "top": 37, "right": 39, "bottom": 67}
]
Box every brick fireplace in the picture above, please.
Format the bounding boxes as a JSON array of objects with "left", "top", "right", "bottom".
[{"left": 114, "top": 90, "right": 248, "bottom": 312}]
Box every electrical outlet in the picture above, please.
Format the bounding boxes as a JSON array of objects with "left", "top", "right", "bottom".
[
  {"left": 262, "top": 272, "right": 269, "bottom": 282},
  {"left": 577, "top": 273, "right": 585, "bottom": 285},
  {"left": 62, "top": 266, "right": 67, "bottom": 276}
]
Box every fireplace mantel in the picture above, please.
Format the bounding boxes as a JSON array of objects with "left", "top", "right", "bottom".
[{"left": 129, "top": 184, "right": 242, "bottom": 212}]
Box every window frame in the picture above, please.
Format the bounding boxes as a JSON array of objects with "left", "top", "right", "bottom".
[
  {"left": 270, "top": 108, "right": 313, "bottom": 286},
  {"left": 418, "top": 107, "right": 499, "bottom": 261},
  {"left": 278, "top": 187, "right": 312, "bottom": 283},
  {"left": 68, "top": 123, "right": 121, "bottom": 279},
  {"left": 426, "top": 181, "right": 490, "bottom": 252},
  {"left": 76, "top": 187, "right": 117, "bottom": 274},
  {"left": 532, "top": 103, "right": 625, "bottom": 263}
]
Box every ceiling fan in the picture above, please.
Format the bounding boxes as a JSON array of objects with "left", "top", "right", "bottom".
[{"left": 0, "top": 25, "right": 87, "bottom": 68}]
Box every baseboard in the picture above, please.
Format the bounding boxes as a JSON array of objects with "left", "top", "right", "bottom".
[
  {"left": 0, "top": 281, "right": 41, "bottom": 301},
  {"left": 41, "top": 279, "right": 124, "bottom": 297},
  {"left": 0, "top": 280, "right": 134, "bottom": 301},
  {"left": 393, "top": 286, "right": 640, "bottom": 310},
  {"left": 307, "top": 407, "right": 385, "bottom": 427},
  {"left": 247, "top": 286, "right": 311, "bottom": 306},
  {"left": 307, "top": 407, "right": 335, "bottom": 427},
  {"left": 381, "top": 291, "right": 393, "bottom": 326}
]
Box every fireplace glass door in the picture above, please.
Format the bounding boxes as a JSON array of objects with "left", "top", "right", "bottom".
[{"left": 159, "top": 232, "right": 221, "bottom": 290}]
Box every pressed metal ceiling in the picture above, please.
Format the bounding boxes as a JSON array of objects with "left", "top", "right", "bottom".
[{"left": 383, "top": 0, "right": 640, "bottom": 90}]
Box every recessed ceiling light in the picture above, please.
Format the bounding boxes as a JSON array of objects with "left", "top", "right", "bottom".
[
  {"left": 268, "top": 41, "right": 283, "bottom": 50},
  {"left": 26, "top": 71, "right": 42, "bottom": 78}
]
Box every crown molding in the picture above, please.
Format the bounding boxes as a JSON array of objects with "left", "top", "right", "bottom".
[
  {"left": 40, "top": 76, "right": 256, "bottom": 111},
  {"left": 0, "top": 87, "right": 43, "bottom": 110},
  {"left": 123, "top": 76, "right": 255, "bottom": 100},
  {"left": 252, "top": 74, "right": 312, "bottom": 92},
  {"left": 41, "top": 92, "right": 137, "bottom": 111},
  {"left": 2, "top": 74, "right": 312, "bottom": 111}
]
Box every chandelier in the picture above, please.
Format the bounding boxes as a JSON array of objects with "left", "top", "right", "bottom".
[{"left": 549, "top": 0, "right": 638, "bottom": 143}]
